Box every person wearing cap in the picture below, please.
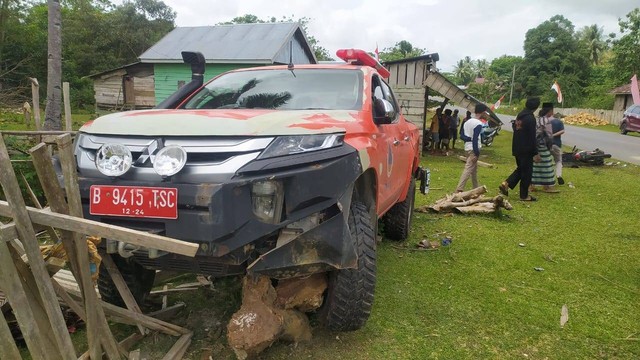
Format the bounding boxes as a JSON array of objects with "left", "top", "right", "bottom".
[
  {"left": 499, "top": 97, "right": 541, "bottom": 201},
  {"left": 455, "top": 103, "right": 486, "bottom": 192},
  {"left": 531, "top": 104, "right": 560, "bottom": 193}
]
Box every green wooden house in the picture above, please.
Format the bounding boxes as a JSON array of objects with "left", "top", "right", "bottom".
[
  {"left": 139, "top": 22, "right": 317, "bottom": 105},
  {"left": 90, "top": 22, "right": 316, "bottom": 110}
]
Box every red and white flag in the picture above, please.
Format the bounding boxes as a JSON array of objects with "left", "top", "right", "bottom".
[
  {"left": 491, "top": 95, "right": 505, "bottom": 110},
  {"left": 631, "top": 74, "right": 640, "bottom": 105},
  {"left": 551, "top": 81, "right": 563, "bottom": 103},
  {"left": 374, "top": 43, "right": 379, "bottom": 62}
]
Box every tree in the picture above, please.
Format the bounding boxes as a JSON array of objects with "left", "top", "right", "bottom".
[
  {"left": 43, "top": 0, "right": 62, "bottom": 130},
  {"left": 576, "top": 24, "right": 608, "bottom": 65},
  {"left": 474, "top": 59, "right": 490, "bottom": 78},
  {"left": 610, "top": 8, "right": 640, "bottom": 85},
  {"left": 453, "top": 56, "right": 474, "bottom": 85},
  {"left": 379, "top": 40, "right": 425, "bottom": 62},
  {"left": 520, "top": 15, "right": 590, "bottom": 106}
]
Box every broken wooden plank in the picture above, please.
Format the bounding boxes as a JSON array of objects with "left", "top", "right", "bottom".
[
  {"left": 0, "top": 299, "right": 22, "bottom": 360},
  {"left": 0, "top": 135, "right": 76, "bottom": 359},
  {"left": 0, "top": 200, "right": 199, "bottom": 257},
  {"left": 146, "top": 303, "right": 186, "bottom": 322},
  {"left": 162, "top": 332, "right": 193, "bottom": 360},
  {"left": 102, "top": 253, "right": 147, "bottom": 335},
  {"left": 78, "top": 332, "right": 146, "bottom": 360},
  {"left": 56, "top": 134, "right": 122, "bottom": 359},
  {"left": 0, "top": 238, "right": 54, "bottom": 359}
]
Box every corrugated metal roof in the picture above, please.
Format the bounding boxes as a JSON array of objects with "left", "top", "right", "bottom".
[{"left": 139, "top": 22, "right": 315, "bottom": 64}]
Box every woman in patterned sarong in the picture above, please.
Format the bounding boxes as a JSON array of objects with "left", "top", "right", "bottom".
[{"left": 531, "top": 106, "right": 560, "bottom": 193}]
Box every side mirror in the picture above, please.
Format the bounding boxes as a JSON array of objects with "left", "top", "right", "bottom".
[{"left": 373, "top": 98, "right": 396, "bottom": 125}]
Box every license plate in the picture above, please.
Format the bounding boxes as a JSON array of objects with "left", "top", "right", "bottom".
[{"left": 89, "top": 185, "right": 178, "bottom": 219}]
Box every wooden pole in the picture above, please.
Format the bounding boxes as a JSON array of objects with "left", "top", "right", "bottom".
[
  {"left": 29, "top": 78, "right": 41, "bottom": 130},
  {"left": 0, "top": 135, "right": 76, "bottom": 358},
  {"left": 63, "top": 82, "right": 72, "bottom": 131}
]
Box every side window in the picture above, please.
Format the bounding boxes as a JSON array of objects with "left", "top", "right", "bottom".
[
  {"left": 371, "top": 75, "right": 399, "bottom": 123},
  {"left": 632, "top": 105, "right": 640, "bottom": 115}
]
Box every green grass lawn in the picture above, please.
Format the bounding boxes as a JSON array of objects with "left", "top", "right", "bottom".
[
  {"left": 4, "top": 112, "right": 639, "bottom": 359},
  {"left": 266, "top": 133, "right": 640, "bottom": 359}
]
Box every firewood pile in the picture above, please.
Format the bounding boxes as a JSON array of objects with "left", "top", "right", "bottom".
[
  {"left": 415, "top": 186, "right": 513, "bottom": 214},
  {"left": 562, "top": 112, "right": 608, "bottom": 126}
]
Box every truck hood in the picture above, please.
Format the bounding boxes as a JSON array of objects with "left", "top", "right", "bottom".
[{"left": 80, "top": 109, "right": 363, "bottom": 136}]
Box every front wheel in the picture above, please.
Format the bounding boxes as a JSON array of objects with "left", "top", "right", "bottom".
[
  {"left": 320, "top": 201, "right": 376, "bottom": 331},
  {"left": 620, "top": 122, "right": 628, "bottom": 135},
  {"left": 98, "top": 254, "right": 156, "bottom": 307}
]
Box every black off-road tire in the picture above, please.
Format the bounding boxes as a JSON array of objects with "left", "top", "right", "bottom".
[
  {"left": 320, "top": 201, "right": 376, "bottom": 331},
  {"left": 620, "top": 122, "right": 628, "bottom": 135},
  {"left": 98, "top": 255, "right": 155, "bottom": 307},
  {"left": 382, "top": 178, "right": 415, "bottom": 241}
]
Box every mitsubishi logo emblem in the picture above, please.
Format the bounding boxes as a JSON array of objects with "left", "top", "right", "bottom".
[{"left": 135, "top": 138, "right": 164, "bottom": 166}]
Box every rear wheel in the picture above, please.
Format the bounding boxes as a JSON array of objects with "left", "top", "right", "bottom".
[
  {"left": 98, "top": 254, "right": 156, "bottom": 307},
  {"left": 382, "top": 178, "right": 416, "bottom": 241},
  {"left": 320, "top": 201, "right": 376, "bottom": 331},
  {"left": 620, "top": 122, "right": 628, "bottom": 135}
]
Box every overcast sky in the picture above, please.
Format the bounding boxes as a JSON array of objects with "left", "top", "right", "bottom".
[{"left": 157, "top": 0, "right": 637, "bottom": 72}]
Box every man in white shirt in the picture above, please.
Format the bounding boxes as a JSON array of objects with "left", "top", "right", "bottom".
[{"left": 455, "top": 104, "right": 486, "bottom": 192}]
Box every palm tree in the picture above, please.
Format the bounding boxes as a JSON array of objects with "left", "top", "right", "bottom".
[
  {"left": 453, "top": 56, "right": 475, "bottom": 85},
  {"left": 577, "top": 24, "right": 607, "bottom": 65},
  {"left": 474, "top": 59, "right": 490, "bottom": 78}
]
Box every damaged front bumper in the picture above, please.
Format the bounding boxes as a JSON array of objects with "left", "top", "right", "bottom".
[{"left": 76, "top": 145, "right": 363, "bottom": 279}]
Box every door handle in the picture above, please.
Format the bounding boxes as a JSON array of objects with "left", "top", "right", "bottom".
[{"left": 393, "top": 139, "right": 400, "bottom": 146}]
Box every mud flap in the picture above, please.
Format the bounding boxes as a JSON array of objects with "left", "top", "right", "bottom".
[{"left": 415, "top": 166, "right": 430, "bottom": 194}]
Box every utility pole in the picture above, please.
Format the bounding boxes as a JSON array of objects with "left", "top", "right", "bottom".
[{"left": 508, "top": 64, "right": 515, "bottom": 107}]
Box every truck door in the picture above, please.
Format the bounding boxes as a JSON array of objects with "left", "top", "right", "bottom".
[{"left": 372, "top": 76, "right": 412, "bottom": 213}]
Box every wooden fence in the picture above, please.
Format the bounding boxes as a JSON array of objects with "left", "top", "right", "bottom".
[
  {"left": 0, "top": 132, "right": 197, "bottom": 359},
  {"left": 555, "top": 108, "right": 624, "bottom": 125}
]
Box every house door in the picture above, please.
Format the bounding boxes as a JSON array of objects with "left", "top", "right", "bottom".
[{"left": 123, "top": 76, "right": 135, "bottom": 105}]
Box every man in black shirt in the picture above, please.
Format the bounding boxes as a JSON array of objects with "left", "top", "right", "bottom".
[{"left": 499, "top": 97, "right": 541, "bottom": 201}]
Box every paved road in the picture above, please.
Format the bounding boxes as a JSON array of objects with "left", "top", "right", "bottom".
[{"left": 495, "top": 113, "right": 640, "bottom": 165}]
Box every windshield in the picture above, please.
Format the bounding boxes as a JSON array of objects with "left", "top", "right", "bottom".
[{"left": 182, "top": 69, "right": 363, "bottom": 111}]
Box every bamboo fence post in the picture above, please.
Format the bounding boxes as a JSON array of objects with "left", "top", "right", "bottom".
[
  {"left": 0, "top": 135, "right": 76, "bottom": 358},
  {"left": 63, "top": 82, "right": 72, "bottom": 131},
  {"left": 55, "top": 134, "right": 123, "bottom": 359}
]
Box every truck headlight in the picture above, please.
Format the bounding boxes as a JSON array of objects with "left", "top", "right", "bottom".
[
  {"left": 95, "top": 143, "right": 132, "bottom": 177},
  {"left": 153, "top": 145, "right": 187, "bottom": 177},
  {"left": 251, "top": 180, "right": 284, "bottom": 224},
  {"left": 258, "top": 134, "right": 344, "bottom": 159}
]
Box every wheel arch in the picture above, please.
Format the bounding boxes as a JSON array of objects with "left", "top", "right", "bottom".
[{"left": 352, "top": 168, "right": 378, "bottom": 220}]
